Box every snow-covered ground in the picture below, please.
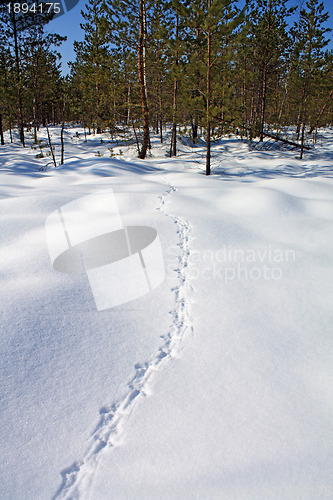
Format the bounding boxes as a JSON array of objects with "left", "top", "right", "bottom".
[{"left": 1, "top": 126, "right": 333, "bottom": 500}]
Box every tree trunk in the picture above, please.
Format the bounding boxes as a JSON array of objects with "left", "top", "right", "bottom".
[
  {"left": 242, "top": 53, "right": 248, "bottom": 133},
  {"left": 159, "top": 95, "right": 163, "bottom": 143},
  {"left": 249, "top": 88, "right": 257, "bottom": 138},
  {"left": 127, "top": 84, "right": 131, "bottom": 126},
  {"left": 12, "top": 10, "right": 25, "bottom": 147},
  {"left": 32, "top": 50, "right": 40, "bottom": 144},
  {"left": 298, "top": 38, "right": 313, "bottom": 158},
  {"left": 259, "top": 60, "right": 268, "bottom": 141},
  {"left": 259, "top": 0, "right": 272, "bottom": 142},
  {"left": 46, "top": 125, "right": 57, "bottom": 168},
  {"left": 296, "top": 102, "right": 303, "bottom": 140},
  {"left": 60, "top": 122, "right": 65, "bottom": 165},
  {"left": 138, "top": 0, "right": 150, "bottom": 159},
  {"left": 299, "top": 121, "right": 306, "bottom": 159},
  {"left": 0, "top": 114, "right": 4, "bottom": 145},
  {"left": 278, "top": 66, "right": 291, "bottom": 123},
  {"left": 170, "top": 78, "right": 178, "bottom": 157},
  {"left": 169, "top": 10, "right": 179, "bottom": 157},
  {"left": 132, "top": 118, "right": 141, "bottom": 156},
  {"left": 33, "top": 94, "right": 37, "bottom": 143},
  {"left": 191, "top": 118, "right": 198, "bottom": 142},
  {"left": 160, "top": 117, "right": 163, "bottom": 143},
  {"left": 206, "top": 0, "right": 211, "bottom": 176}
]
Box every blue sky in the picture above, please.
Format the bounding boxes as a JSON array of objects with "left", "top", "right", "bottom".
[
  {"left": 47, "top": 0, "right": 333, "bottom": 76},
  {"left": 46, "top": 1, "right": 85, "bottom": 73}
]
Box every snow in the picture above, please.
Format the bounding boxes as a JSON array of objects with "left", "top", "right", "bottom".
[{"left": 0, "top": 126, "right": 333, "bottom": 499}]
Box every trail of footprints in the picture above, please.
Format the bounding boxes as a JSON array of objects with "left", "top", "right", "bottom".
[{"left": 53, "top": 182, "right": 193, "bottom": 500}]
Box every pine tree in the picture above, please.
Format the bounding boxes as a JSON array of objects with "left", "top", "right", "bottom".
[
  {"left": 0, "top": 41, "right": 12, "bottom": 145},
  {"left": 291, "top": 0, "right": 331, "bottom": 158},
  {"left": 0, "top": 0, "right": 66, "bottom": 144},
  {"left": 103, "top": 0, "right": 170, "bottom": 158},
  {"left": 246, "top": 0, "right": 295, "bottom": 140},
  {"left": 70, "top": 0, "right": 113, "bottom": 133},
  {"left": 184, "top": 0, "right": 243, "bottom": 174},
  {"left": 23, "top": 13, "right": 66, "bottom": 140}
]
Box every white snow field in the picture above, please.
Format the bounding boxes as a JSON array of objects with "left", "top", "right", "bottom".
[{"left": 1, "top": 126, "right": 333, "bottom": 500}]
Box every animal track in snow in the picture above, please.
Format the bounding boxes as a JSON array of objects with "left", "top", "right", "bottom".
[{"left": 53, "top": 180, "right": 193, "bottom": 500}]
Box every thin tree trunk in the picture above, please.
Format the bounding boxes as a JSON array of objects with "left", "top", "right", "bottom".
[
  {"left": 170, "top": 10, "right": 179, "bottom": 156},
  {"left": 274, "top": 70, "right": 279, "bottom": 118},
  {"left": 206, "top": 0, "right": 211, "bottom": 176},
  {"left": 249, "top": 88, "right": 256, "bottom": 139},
  {"left": 127, "top": 84, "right": 131, "bottom": 126},
  {"left": 46, "top": 125, "right": 57, "bottom": 168},
  {"left": 159, "top": 94, "right": 163, "bottom": 143},
  {"left": 138, "top": 0, "right": 150, "bottom": 159},
  {"left": 277, "top": 59, "right": 294, "bottom": 124},
  {"left": 60, "top": 97, "right": 66, "bottom": 164},
  {"left": 60, "top": 122, "right": 65, "bottom": 165},
  {"left": 170, "top": 79, "right": 178, "bottom": 156},
  {"left": 191, "top": 118, "right": 198, "bottom": 142},
  {"left": 299, "top": 121, "right": 306, "bottom": 159},
  {"left": 278, "top": 78, "right": 290, "bottom": 122},
  {"left": 298, "top": 40, "right": 313, "bottom": 158},
  {"left": 132, "top": 118, "right": 141, "bottom": 156},
  {"left": 0, "top": 114, "right": 4, "bottom": 145},
  {"left": 259, "top": 0, "right": 272, "bottom": 141},
  {"left": 160, "top": 116, "right": 163, "bottom": 143},
  {"left": 12, "top": 10, "right": 25, "bottom": 147},
  {"left": 112, "top": 82, "right": 116, "bottom": 133},
  {"left": 33, "top": 97, "right": 38, "bottom": 143},
  {"left": 32, "top": 52, "right": 39, "bottom": 144},
  {"left": 296, "top": 102, "right": 303, "bottom": 140},
  {"left": 242, "top": 53, "right": 248, "bottom": 133},
  {"left": 259, "top": 61, "right": 268, "bottom": 142}
]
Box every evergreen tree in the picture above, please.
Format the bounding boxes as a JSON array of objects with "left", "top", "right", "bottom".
[
  {"left": 246, "top": 0, "right": 295, "bottom": 140},
  {"left": 291, "top": 0, "right": 331, "bottom": 158},
  {"left": 70, "top": 0, "right": 112, "bottom": 133},
  {"left": 0, "top": 41, "right": 12, "bottom": 144},
  {"left": 23, "top": 12, "right": 66, "bottom": 140},
  {"left": 184, "top": 0, "right": 243, "bottom": 174},
  {"left": 0, "top": 0, "right": 66, "bottom": 144},
  {"left": 104, "top": 0, "right": 166, "bottom": 158}
]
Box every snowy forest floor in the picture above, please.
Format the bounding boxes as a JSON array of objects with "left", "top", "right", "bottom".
[{"left": 1, "top": 125, "right": 333, "bottom": 500}]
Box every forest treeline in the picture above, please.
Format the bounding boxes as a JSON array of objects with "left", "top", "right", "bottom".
[{"left": 0, "top": 0, "right": 332, "bottom": 173}]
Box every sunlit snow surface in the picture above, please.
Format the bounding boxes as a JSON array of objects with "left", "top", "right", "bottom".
[{"left": 1, "top": 127, "right": 333, "bottom": 499}]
